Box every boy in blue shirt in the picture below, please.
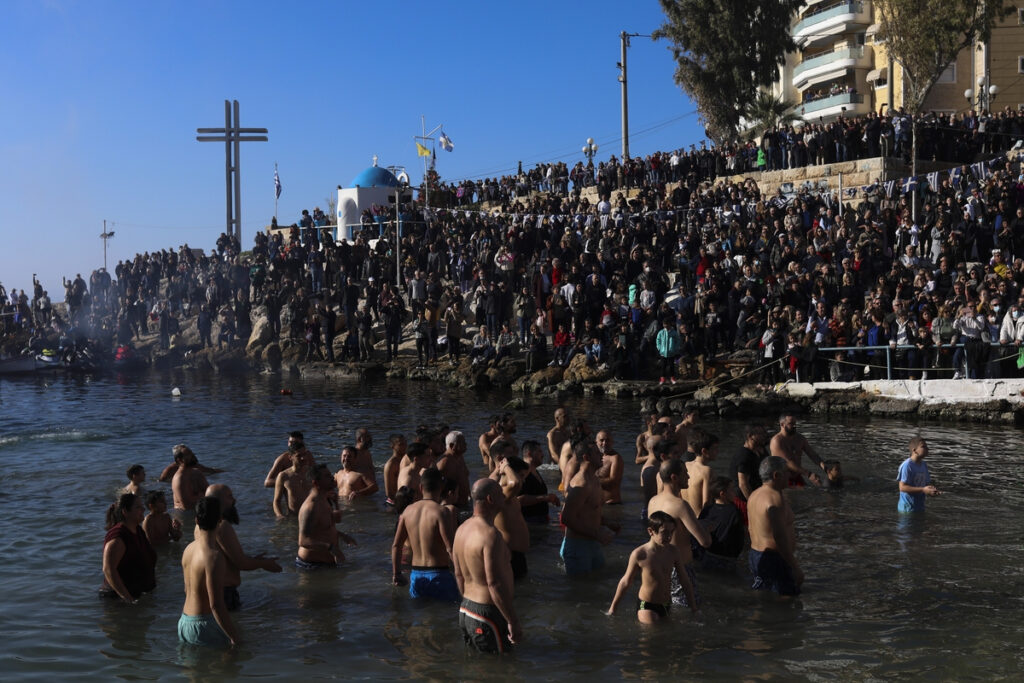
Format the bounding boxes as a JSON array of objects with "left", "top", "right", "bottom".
[{"left": 897, "top": 437, "right": 940, "bottom": 512}]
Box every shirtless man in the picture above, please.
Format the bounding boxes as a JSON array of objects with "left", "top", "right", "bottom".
[
  {"left": 335, "top": 445, "right": 380, "bottom": 500},
  {"left": 391, "top": 467, "right": 457, "bottom": 601},
  {"left": 595, "top": 430, "right": 624, "bottom": 504},
  {"left": 634, "top": 410, "right": 658, "bottom": 465},
  {"left": 395, "top": 443, "right": 433, "bottom": 501},
  {"left": 684, "top": 431, "right": 718, "bottom": 515},
  {"left": 673, "top": 408, "right": 699, "bottom": 451},
  {"left": 263, "top": 431, "right": 312, "bottom": 488},
  {"left": 647, "top": 458, "right": 711, "bottom": 608},
  {"left": 558, "top": 420, "right": 591, "bottom": 493},
  {"left": 436, "top": 431, "right": 470, "bottom": 508},
  {"left": 382, "top": 434, "right": 408, "bottom": 505},
  {"left": 273, "top": 445, "right": 314, "bottom": 518},
  {"left": 206, "top": 484, "right": 281, "bottom": 610},
  {"left": 486, "top": 438, "right": 516, "bottom": 479},
  {"left": 352, "top": 428, "right": 378, "bottom": 481},
  {"left": 494, "top": 456, "right": 530, "bottom": 580},
  {"left": 172, "top": 445, "right": 209, "bottom": 511},
  {"left": 453, "top": 478, "right": 521, "bottom": 654},
  {"left": 747, "top": 456, "right": 803, "bottom": 595},
  {"left": 159, "top": 450, "right": 224, "bottom": 483},
  {"left": 769, "top": 413, "right": 825, "bottom": 487},
  {"left": 560, "top": 440, "right": 619, "bottom": 576},
  {"left": 142, "top": 490, "right": 182, "bottom": 546},
  {"left": 479, "top": 413, "right": 517, "bottom": 473},
  {"left": 547, "top": 407, "right": 571, "bottom": 465},
  {"left": 296, "top": 464, "right": 356, "bottom": 568},
  {"left": 178, "top": 496, "right": 238, "bottom": 648}
]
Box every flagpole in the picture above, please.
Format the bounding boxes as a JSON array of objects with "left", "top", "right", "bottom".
[
  {"left": 422, "top": 116, "right": 429, "bottom": 209},
  {"left": 274, "top": 162, "right": 279, "bottom": 222}
]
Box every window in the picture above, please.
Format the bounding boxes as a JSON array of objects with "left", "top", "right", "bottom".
[
  {"left": 1018, "top": 7, "right": 1024, "bottom": 25},
  {"left": 1019, "top": 56, "right": 1024, "bottom": 74},
  {"left": 855, "top": 32, "right": 866, "bottom": 46},
  {"left": 937, "top": 62, "right": 957, "bottom": 83}
]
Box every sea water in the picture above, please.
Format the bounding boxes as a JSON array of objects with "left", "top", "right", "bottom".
[{"left": 0, "top": 372, "right": 1022, "bottom": 679}]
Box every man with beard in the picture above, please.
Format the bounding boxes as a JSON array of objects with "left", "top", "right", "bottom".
[
  {"left": 769, "top": 413, "right": 826, "bottom": 487},
  {"left": 264, "top": 431, "right": 314, "bottom": 488},
  {"left": 205, "top": 484, "right": 282, "bottom": 610}
]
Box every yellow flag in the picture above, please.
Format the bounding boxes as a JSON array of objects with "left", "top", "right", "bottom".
[{"left": 415, "top": 142, "right": 431, "bottom": 157}]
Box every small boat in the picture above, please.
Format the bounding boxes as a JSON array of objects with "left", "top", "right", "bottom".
[{"left": 0, "top": 355, "right": 37, "bottom": 375}]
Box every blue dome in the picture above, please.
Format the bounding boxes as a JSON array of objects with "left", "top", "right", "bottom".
[{"left": 350, "top": 166, "right": 399, "bottom": 188}]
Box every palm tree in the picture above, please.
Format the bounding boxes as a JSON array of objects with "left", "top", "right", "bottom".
[{"left": 743, "top": 91, "right": 801, "bottom": 139}]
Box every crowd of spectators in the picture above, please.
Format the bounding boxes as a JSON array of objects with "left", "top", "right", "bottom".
[
  {"left": 3, "top": 119, "right": 1024, "bottom": 383},
  {"left": 427, "top": 108, "right": 1024, "bottom": 210}
]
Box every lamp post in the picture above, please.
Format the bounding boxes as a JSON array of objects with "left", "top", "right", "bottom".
[
  {"left": 964, "top": 80, "right": 999, "bottom": 111},
  {"left": 582, "top": 138, "right": 599, "bottom": 164}
]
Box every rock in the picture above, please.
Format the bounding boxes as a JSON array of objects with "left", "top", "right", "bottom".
[
  {"left": 693, "top": 385, "right": 721, "bottom": 401},
  {"left": 563, "top": 354, "right": 612, "bottom": 383},
  {"left": 247, "top": 307, "right": 273, "bottom": 352},
  {"left": 504, "top": 398, "right": 524, "bottom": 410},
  {"left": 262, "top": 343, "right": 282, "bottom": 371}
]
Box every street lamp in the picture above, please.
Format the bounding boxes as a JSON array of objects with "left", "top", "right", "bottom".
[
  {"left": 582, "top": 137, "right": 599, "bottom": 164},
  {"left": 965, "top": 80, "right": 1000, "bottom": 111}
]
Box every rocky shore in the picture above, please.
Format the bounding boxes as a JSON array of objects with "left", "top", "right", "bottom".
[{"left": 9, "top": 304, "right": 1021, "bottom": 426}]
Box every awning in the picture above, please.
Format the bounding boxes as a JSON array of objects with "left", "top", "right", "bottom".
[
  {"left": 800, "top": 67, "right": 852, "bottom": 90},
  {"left": 866, "top": 23, "right": 880, "bottom": 35},
  {"left": 866, "top": 66, "right": 888, "bottom": 82}
]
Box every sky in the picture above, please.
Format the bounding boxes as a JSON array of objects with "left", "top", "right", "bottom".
[{"left": 0, "top": 0, "right": 705, "bottom": 298}]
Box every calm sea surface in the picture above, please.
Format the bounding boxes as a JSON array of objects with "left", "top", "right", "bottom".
[{"left": 0, "top": 371, "right": 1022, "bottom": 680}]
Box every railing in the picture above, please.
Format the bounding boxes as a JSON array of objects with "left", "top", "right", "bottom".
[
  {"left": 802, "top": 342, "right": 1010, "bottom": 381},
  {"left": 793, "top": 2, "right": 864, "bottom": 35},
  {"left": 800, "top": 92, "right": 864, "bottom": 114},
  {"left": 794, "top": 46, "right": 865, "bottom": 80}
]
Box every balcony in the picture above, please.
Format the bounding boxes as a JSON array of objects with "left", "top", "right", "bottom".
[
  {"left": 798, "top": 92, "right": 868, "bottom": 120},
  {"left": 793, "top": 2, "right": 871, "bottom": 48},
  {"left": 793, "top": 45, "right": 873, "bottom": 90}
]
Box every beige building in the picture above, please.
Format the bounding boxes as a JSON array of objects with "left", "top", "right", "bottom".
[{"left": 773, "top": 1, "right": 1024, "bottom": 122}]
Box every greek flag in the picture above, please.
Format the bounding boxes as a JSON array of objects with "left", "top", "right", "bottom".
[
  {"left": 439, "top": 131, "right": 454, "bottom": 152},
  {"left": 844, "top": 187, "right": 857, "bottom": 197},
  {"left": 950, "top": 167, "right": 963, "bottom": 188},
  {"left": 902, "top": 176, "right": 918, "bottom": 195},
  {"left": 883, "top": 180, "right": 896, "bottom": 198},
  {"left": 970, "top": 161, "right": 987, "bottom": 180},
  {"left": 926, "top": 172, "right": 939, "bottom": 191},
  {"left": 274, "top": 166, "right": 281, "bottom": 199}
]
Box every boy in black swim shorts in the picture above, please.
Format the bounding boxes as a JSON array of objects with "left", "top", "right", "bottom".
[{"left": 605, "top": 511, "right": 696, "bottom": 623}]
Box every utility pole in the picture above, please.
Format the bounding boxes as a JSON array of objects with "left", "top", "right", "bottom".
[
  {"left": 618, "top": 32, "right": 631, "bottom": 160},
  {"left": 196, "top": 100, "right": 269, "bottom": 244},
  {"left": 100, "top": 220, "right": 115, "bottom": 271}
]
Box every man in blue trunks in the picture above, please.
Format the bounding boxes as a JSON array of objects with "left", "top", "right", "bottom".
[
  {"left": 560, "top": 439, "right": 618, "bottom": 576},
  {"left": 453, "top": 479, "right": 521, "bottom": 653},
  {"left": 179, "top": 496, "right": 238, "bottom": 647},
  {"left": 747, "top": 456, "right": 803, "bottom": 596},
  {"left": 391, "top": 467, "right": 458, "bottom": 601}
]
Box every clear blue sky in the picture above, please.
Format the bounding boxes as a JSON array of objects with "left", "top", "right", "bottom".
[{"left": 0, "top": 0, "right": 704, "bottom": 298}]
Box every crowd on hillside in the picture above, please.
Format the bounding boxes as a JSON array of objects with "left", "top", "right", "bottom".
[
  {"left": 3, "top": 122, "right": 1024, "bottom": 382},
  {"left": 431, "top": 108, "right": 1024, "bottom": 210}
]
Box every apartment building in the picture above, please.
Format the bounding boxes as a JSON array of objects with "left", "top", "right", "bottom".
[{"left": 772, "top": 1, "right": 1024, "bottom": 122}]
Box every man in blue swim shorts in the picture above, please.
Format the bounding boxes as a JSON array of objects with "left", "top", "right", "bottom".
[
  {"left": 179, "top": 496, "right": 238, "bottom": 647},
  {"left": 560, "top": 440, "right": 617, "bottom": 576},
  {"left": 392, "top": 467, "right": 459, "bottom": 601},
  {"left": 746, "top": 456, "right": 803, "bottom": 596}
]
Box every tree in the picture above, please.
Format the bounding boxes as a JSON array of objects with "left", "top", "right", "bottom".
[
  {"left": 655, "top": 0, "right": 804, "bottom": 143},
  {"left": 875, "top": 0, "right": 1013, "bottom": 218},
  {"left": 744, "top": 91, "right": 801, "bottom": 139}
]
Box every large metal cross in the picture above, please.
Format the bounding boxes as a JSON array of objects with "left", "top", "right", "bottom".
[{"left": 196, "top": 100, "right": 268, "bottom": 244}]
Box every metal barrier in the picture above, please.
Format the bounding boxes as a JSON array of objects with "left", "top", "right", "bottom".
[{"left": 809, "top": 341, "right": 1011, "bottom": 380}]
